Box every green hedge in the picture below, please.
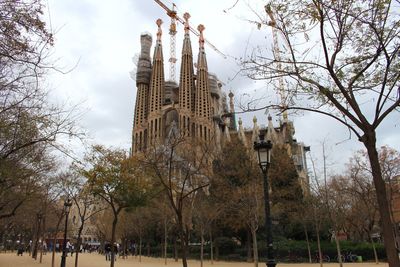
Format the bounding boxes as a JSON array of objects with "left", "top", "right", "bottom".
[
  {"left": 258, "top": 239, "right": 386, "bottom": 262},
  {"left": 142, "top": 238, "right": 386, "bottom": 263}
]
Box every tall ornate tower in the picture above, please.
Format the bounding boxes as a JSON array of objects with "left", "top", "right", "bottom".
[
  {"left": 147, "top": 19, "right": 165, "bottom": 146},
  {"left": 132, "top": 33, "right": 152, "bottom": 153},
  {"left": 194, "top": 24, "right": 212, "bottom": 141},
  {"left": 178, "top": 13, "right": 195, "bottom": 137}
]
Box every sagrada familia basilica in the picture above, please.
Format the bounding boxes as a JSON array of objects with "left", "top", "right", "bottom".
[{"left": 131, "top": 16, "right": 309, "bottom": 191}]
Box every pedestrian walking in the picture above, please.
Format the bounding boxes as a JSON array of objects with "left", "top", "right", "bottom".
[
  {"left": 105, "top": 243, "right": 111, "bottom": 261},
  {"left": 16, "top": 241, "right": 23, "bottom": 256}
]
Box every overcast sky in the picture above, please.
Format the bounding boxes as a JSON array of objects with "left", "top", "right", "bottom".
[{"left": 46, "top": 0, "right": 399, "bottom": 175}]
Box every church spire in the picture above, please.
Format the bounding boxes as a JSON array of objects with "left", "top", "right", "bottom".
[
  {"left": 148, "top": 19, "right": 165, "bottom": 144},
  {"left": 228, "top": 91, "right": 237, "bottom": 130},
  {"left": 196, "top": 24, "right": 207, "bottom": 70},
  {"left": 178, "top": 12, "right": 195, "bottom": 137},
  {"left": 195, "top": 24, "right": 210, "bottom": 118},
  {"left": 194, "top": 24, "right": 212, "bottom": 141},
  {"left": 154, "top": 18, "right": 163, "bottom": 61}
]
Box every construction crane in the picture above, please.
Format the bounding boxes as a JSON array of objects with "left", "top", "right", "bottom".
[
  {"left": 154, "top": 0, "right": 227, "bottom": 82},
  {"left": 265, "top": 3, "right": 288, "bottom": 122},
  {"left": 157, "top": 1, "right": 177, "bottom": 82}
]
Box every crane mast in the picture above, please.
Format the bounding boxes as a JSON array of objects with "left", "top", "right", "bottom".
[
  {"left": 154, "top": 0, "right": 227, "bottom": 82},
  {"left": 265, "top": 4, "right": 288, "bottom": 122},
  {"left": 168, "top": 4, "right": 177, "bottom": 82},
  {"left": 154, "top": 0, "right": 177, "bottom": 81}
]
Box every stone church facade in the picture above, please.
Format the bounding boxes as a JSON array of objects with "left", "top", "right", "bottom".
[{"left": 131, "top": 18, "right": 309, "bottom": 190}]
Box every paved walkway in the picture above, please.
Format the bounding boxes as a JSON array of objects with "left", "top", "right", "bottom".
[{"left": 0, "top": 252, "right": 389, "bottom": 267}]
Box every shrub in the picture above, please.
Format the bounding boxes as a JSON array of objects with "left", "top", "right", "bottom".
[{"left": 214, "top": 237, "right": 238, "bottom": 254}]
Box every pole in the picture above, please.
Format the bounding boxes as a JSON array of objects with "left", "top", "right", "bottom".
[
  {"left": 60, "top": 210, "right": 69, "bottom": 267},
  {"left": 262, "top": 166, "right": 276, "bottom": 267}
]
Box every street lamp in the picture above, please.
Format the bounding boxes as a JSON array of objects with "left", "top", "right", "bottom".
[
  {"left": 60, "top": 198, "right": 72, "bottom": 267},
  {"left": 254, "top": 130, "right": 276, "bottom": 267}
]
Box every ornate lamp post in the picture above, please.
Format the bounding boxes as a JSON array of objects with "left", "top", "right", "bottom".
[
  {"left": 254, "top": 131, "right": 276, "bottom": 267},
  {"left": 60, "top": 198, "right": 72, "bottom": 267}
]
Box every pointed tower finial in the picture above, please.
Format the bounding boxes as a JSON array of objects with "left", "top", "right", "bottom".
[
  {"left": 156, "top": 19, "right": 163, "bottom": 42},
  {"left": 228, "top": 91, "right": 237, "bottom": 130},
  {"left": 252, "top": 116, "right": 259, "bottom": 143},
  {"left": 183, "top": 12, "right": 190, "bottom": 34},
  {"left": 253, "top": 116, "right": 257, "bottom": 123},
  {"left": 228, "top": 91, "right": 234, "bottom": 112},
  {"left": 197, "top": 24, "right": 205, "bottom": 48},
  {"left": 238, "top": 117, "right": 247, "bottom": 146},
  {"left": 267, "top": 113, "right": 277, "bottom": 142}
]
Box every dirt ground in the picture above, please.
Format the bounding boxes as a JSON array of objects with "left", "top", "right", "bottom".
[{"left": 0, "top": 252, "right": 389, "bottom": 267}]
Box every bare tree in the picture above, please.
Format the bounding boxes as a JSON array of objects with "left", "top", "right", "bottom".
[
  {"left": 240, "top": 1, "right": 400, "bottom": 265},
  {"left": 193, "top": 189, "right": 225, "bottom": 267},
  {"left": 0, "top": 1, "right": 85, "bottom": 221},
  {"left": 63, "top": 171, "right": 106, "bottom": 267},
  {"left": 343, "top": 146, "right": 400, "bottom": 263},
  {"left": 141, "top": 136, "right": 213, "bottom": 267}
]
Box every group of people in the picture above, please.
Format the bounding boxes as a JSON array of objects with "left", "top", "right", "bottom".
[
  {"left": 64, "top": 241, "right": 99, "bottom": 255},
  {"left": 15, "top": 240, "right": 47, "bottom": 256},
  {"left": 14, "top": 239, "right": 101, "bottom": 257},
  {"left": 12, "top": 239, "right": 137, "bottom": 260},
  {"left": 103, "top": 242, "right": 136, "bottom": 261},
  {"left": 104, "top": 242, "right": 119, "bottom": 261}
]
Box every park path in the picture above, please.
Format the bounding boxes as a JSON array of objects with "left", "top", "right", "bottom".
[{"left": 0, "top": 252, "right": 388, "bottom": 267}]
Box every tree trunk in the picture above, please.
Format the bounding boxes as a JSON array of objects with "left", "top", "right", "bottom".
[
  {"left": 179, "top": 225, "right": 189, "bottom": 267},
  {"left": 51, "top": 214, "right": 64, "bottom": 267},
  {"left": 250, "top": 227, "right": 258, "bottom": 267},
  {"left": 39, "top": 214, "right": 46, "bottom": 263},
  {"left": 177, "top": 213, "right": 189, "bottom": 267},
  {"left": 139, "top": 235, "right": 142, "bottom": 262},
  {"left": 364, "top": 132, "right": 400, "bottom": 267},
  {"left": 122, "top": 238, "right": 126, "bottom": 259},
  {"left": 334, "top": 231, "right": 343, "bottom": 267},
  {"left": 200, "top": 228, "right": 204, "bottom": 267},
  {"left": 74, "top": 224, "right": 84, "bottom": 267},
  {"left": 32, "top": 215, "right": 41, "bottom": 260},
  {"left": 174, "top": 236, "right": 178, "bottom": 262},
  {"left": 316, "top": 225, "right": 323, "bottom": 267},
  {"left": 313, "top": 205, "right": 323, "bottom": 267},
  {"left": 215, "top": 242, "right": 219, "bottom": 261},
  {"left": 304, "top": 223, "right": 312, "bottom": 263},
  {"left": 164, "top": 218, "right": 167, "bottom": 265},
  {"left": 370, "top": 235, "right": 379, "bottom": 264},
  {"left": 246, "top": 229, "right": 252, "bottom": 262},
  {"left": 120, "top": 238, "right": 124, "bottom": 259},
  {"left": 110, "top": 214, "right": 118, "bottom": 267},
  {"left": 209, "top": 229, "right": 214, "bottom": 265}
]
